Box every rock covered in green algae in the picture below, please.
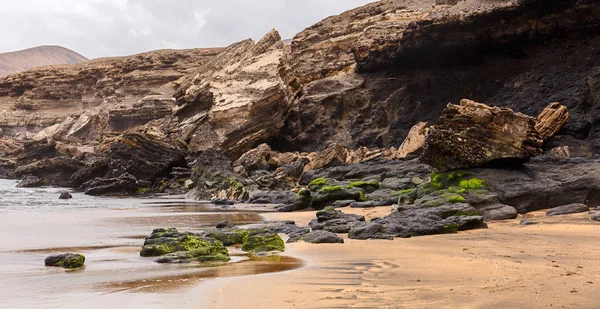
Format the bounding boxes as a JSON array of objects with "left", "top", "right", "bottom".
[
  {"left": 241, "top": 229, "right": 285, "bottom": 253},
  {"left": 140, "top": 228, "right": 230, "bottom": 263},
  {"left": 45, "top": 253, "right": 85, "bottom": 269}
]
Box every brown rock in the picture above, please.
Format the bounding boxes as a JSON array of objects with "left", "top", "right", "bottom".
[
  {"left": 174, "top": 29, "right": 300, "bottom": 160},
  {"left": 233, "top": 144, "right": 273, "bottom": 175},
  {"left": 420, "top": 99, "right": 543, "bottom": 171},
  {"left": 389, "top": 122, "right": 429, "bottom": 160},
  {"left": 305, "top": 144, "right": 348, "bottom": 171},
  {"left": 0, "top": 47, "right": 220, "bottom": 140},
  {"left": 535, "top": 102, "right": 569, "bottom": 142}
]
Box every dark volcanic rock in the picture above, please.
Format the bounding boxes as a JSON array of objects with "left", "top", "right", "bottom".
[
  {"left": 82, "top": 173, "right": 138, "bottom": 196},
  {"left": 17, "top": 176, "right": 44, "bottom": 188},
  {"left": 421, "top": 99, "right": 543, "bottom": 171},
  {"left": 15, "top": 157, "right": 84, "bottom": 187},
  {"left": 309, "top": 207, "right": 366, "bottom": 234},
  {"left": 301, "top": 231, "right": 344, "bottom": 244},
  {"left": 477, "top": 204, "right": 518, "bottom": 221},
  {"left": 187, "top": 151, "right": 247, "bottom": 201},
  {"left": 216, "top": 221, "right": 229, "bottom": 229},
  {"left": 350, "top": 203, "right": 486, "bottom": 240},
  {"left": 312, "top": 187, "right": 362, "bottom": 210},
  {"left": 211, "top": 198, "right": 235, "bottom": 206},
  {"left": 268, "top": 222, "right": 310, "bottom": 243},
  {"left": 474, "top": 158, "right": 600, "bottom": 214},
  {"left": 59, "top": 192, "right": 73, "bottom": 200},
  {"left": 349, "top": 201, "right": 375, "bottom": 208},
  {"left": 332, "top": 200, "right": 355, "bottom": 208},
  {"left": 547, "top": 204, "right": 590, "bottom": 216},
  {"left": 348, "top": 223, "right": 393, "bottom": 240}
]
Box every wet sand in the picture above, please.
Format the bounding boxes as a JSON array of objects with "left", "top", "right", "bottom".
[
  {"left": 0, "top": 180, "right": 299, "bottom": 309},
  {"left": 195, "top": 208, "right": 600, "bottom": 309}
]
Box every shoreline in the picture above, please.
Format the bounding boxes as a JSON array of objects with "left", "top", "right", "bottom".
[{"left": 191, "top": 208, "right": 600, "bottom": 309}]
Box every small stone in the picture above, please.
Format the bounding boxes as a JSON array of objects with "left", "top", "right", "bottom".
[
  {"left": 592, "top": 214, "right": 600, "bottom": 222},
  {"left": 349, "top": 201, "right": 376, "bottom": 208},
  {"left": 45, "top": 253, "right": 85, "bottom": 269},
  {"left": 211, "top": 198, "right": 235, "bottom": 205},
  {"left": 59, "top": 192, "right": 73, "bottom": 200},
  {"left": 216, "top": 221, "right": 229, "bottom": 229},
  {"left": 520, "top": 219, "right": 538, "bottom": 226}
]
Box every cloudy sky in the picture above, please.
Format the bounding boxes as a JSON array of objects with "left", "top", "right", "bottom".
[{"left": 1, "top": 0, "right": 374, "bottom": 59}]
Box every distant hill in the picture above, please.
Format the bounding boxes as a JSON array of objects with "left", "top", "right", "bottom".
[{"left": 0, "top": 45, "right": 88, "bottom": 77}]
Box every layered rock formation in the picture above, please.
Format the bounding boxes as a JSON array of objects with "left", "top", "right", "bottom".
[
  {"left": 173, "top": 29, "right": 300, "bottom": 159},
  {"left": 0, "top": 47, "right": 220, "bottom": 140},
  {"left": 274, "top": 0, "right": 600, "bottom": 154},
  {"left": 421, "top": 99, "right": 544, "bottom": 171}
]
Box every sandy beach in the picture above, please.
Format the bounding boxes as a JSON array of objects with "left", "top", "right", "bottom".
[{"left": 194, "top": 207, "right": 600, "bottom": 309}]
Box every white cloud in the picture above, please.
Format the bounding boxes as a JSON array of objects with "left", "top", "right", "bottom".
[{"left": 0, "top": 0, "right": 374, "bottom": 59}]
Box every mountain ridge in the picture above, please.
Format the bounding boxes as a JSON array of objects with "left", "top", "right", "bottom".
[{"left": 0, "top": 45, "right": 88, "bottom": 78}]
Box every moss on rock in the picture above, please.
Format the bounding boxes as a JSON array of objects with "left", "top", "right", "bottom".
[
  {"left": 241, "top": 229, "right": 285, "bottom": 253},
  {"left": 319, "top": 185, "right": 342, "bottom": 193}
]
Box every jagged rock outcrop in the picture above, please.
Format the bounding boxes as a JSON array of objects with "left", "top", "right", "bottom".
[
  {"left": 535, "top": 102, "right": 569, "bottom": 142},
  {"left": 173, "top": 29, "right": 300, "bottom": 159},
  {"left": 0, "top": 48, "right": 220, "bottom": 140},
  {"left": 420, "top": 99, "right": 544, "bottom": 170}
]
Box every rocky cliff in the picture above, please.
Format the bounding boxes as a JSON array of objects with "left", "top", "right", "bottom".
[
  {"left": 0, "top": 45, "right": 88, "bottom": 78},
  {"left": 274, "top": 0, "right": 600, "bottom": 154},
  {"left": 0, "top": 47, "right": 220, "bottom": 141}
]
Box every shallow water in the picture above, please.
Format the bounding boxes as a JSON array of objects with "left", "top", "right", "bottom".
[{"left": 0, "top": 180, "right": 301, "bottom": 309}]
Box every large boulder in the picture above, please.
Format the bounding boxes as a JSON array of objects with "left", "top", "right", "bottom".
[
  {"left": 140, "top": 228, "right": 230, "bottom": 263},
  {"left": 421, "top": 99, "right": 544, "bottom": 170}
]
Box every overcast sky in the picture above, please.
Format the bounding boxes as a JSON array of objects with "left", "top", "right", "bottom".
[{"left": 1, "top": 0, "right": 374, "bottom": 59}]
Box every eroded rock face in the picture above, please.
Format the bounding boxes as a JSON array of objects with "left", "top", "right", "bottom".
[
  {"left": 421, "top": 99, "right": 544, "bottom": 170},
  {"left": 0, "top": 48, "right": 220, "bottom": 141},
  {"left": 174, "top": 29, "right": 300, "bottom": 159},
  {"left": 274, "top": 0, "right": 600, "bottom": 153}
]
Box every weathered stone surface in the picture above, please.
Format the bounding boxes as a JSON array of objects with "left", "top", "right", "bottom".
[
  {"left": 273, "top": 0, "right": 600, "bottom": 154},
  {"left": 348, "top": 223, "right": 393, "bottom": 241},
  {"left": 421, "top": 99, "right": 544, "bottom": 170},
  {"left": 357, "top": 203, "right": 486, "bottom": 239},
  {"left": 45, "top": 253, "right": 85, "bottom": 269},
  {"left": 474, "top": 157, "right": 600, "bottom": 214},
  {"left": 15, "top": 157, "right": 84, "bottom": 187},
  {"left": 312, "top": 187, "right": 363, "bottom": 210},
  {"left": 388, "top": 122, "right": 428, "bottom": 160},
  {"left": 174, "top": 29, "right": 299, "bottom": 159},
  {"left": 233, "top": 144, "right": 273, "bottom": 176},
  {"left": 476, "top": 204, "right": 518, "bottom": 221},
  {"left": 535, "top": 102, "right": 569, "bottom": 142},
  {"left": 301, "top": 231, "right": 344, "bottom": 244},
  {"left": 305, "top": 144, "right": 347, "bottom": 171},
  {"left": 309, "top": 207, "right": 366, "bottom": 234},
  {"left": 0, "top": 48, "right": 220, "bottom": 140},
  {"left": 82, "top": 173, "right": 138, "bottom": 196},
  {"left": 547, "top": 204, "right": 589, "bottom": 216}
]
